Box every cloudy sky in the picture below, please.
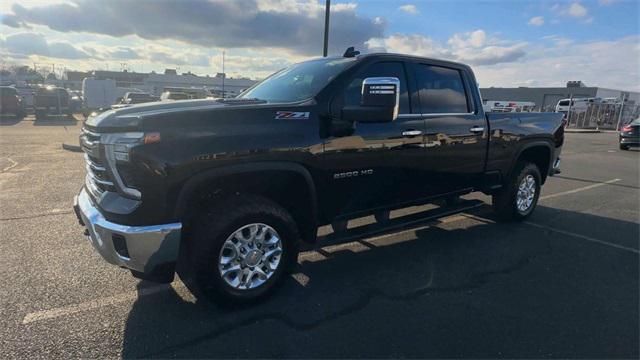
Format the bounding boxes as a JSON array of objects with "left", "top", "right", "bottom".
[{"left": 0, "top": 0, "right": 638, "bottom": 90}]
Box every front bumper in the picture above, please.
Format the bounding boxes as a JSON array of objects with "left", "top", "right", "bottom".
[{"left": 74, "top": 187, "right": 181, "bottom": 282}]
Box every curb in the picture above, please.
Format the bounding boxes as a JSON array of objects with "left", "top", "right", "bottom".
[{"left": 62, "top": 143, "right": 82, "bottom": 152}]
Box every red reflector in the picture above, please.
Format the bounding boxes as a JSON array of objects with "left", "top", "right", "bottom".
[{"left": 144, "top": 132, "right": 161, "bottom": 144}]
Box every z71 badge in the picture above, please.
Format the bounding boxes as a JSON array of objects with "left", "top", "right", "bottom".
[{"left": 275, "top": 111, "right": 310, "bottom": 120}]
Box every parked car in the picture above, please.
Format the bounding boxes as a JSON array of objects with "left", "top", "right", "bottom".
[
  {"left": 111, "top": 92, "right": 159, "bottom": 110},
  {"left": 74, "top": 51, "right": 564, "bottom": 304},
  {"left": 0, "top": 86, "right": 26, "bottom": 119},
  {"left": 160, "top": 91, "right": 194, "bottom": 101},
  {"left": 120, "top": 92, "right": 158, "bottom": 105},
  {"left": 160, "top": 87, "right": 208, "bottom": 101},
  {"left": 34, "top": 86, "right": 77, "bottom": 118},
  {"left": 619, "top": 118, "right": 640, "bottom": 150}
]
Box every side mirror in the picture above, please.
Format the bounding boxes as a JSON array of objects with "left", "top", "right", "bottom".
[{"left": 342, "top": 77, "right": 400, "bottom": 123}]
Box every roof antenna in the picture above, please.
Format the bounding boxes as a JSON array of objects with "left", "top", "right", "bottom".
[{"left": 343, "top": 46, "right": 360, "bottom": 58}]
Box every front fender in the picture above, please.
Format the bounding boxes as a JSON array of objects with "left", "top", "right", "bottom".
[{"left": 173, "top": 161, "right": 318, "bottom": 222}]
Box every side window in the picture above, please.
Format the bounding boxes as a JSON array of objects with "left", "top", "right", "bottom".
[
  {"left": 416, "top": 65, "right": 469, "bottom": 114},
  {"left": 343, "top": 61, "right": 411, "bottom": 114}
]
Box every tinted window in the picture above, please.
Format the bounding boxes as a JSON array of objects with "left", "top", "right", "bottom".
[
  {"left": 558, "top": 100, "right": 570, "bottom": 106},
  {"left": 344, "top": 61, "right": 411, "bottom": 113},
  {"left": 416, "top": 65, "right": 469, "bottom": 114}
]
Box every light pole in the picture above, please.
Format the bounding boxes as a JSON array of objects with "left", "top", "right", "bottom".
[
  {"left": 323, "top": 0, "right": 330, "bottom": 57},
  {"left": 222, "top": 50, "right": 225, "bottom": 98}
]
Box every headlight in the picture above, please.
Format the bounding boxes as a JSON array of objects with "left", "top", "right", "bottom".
[{"left": 102, "top": 132, "right": 144, "bottom": 200}]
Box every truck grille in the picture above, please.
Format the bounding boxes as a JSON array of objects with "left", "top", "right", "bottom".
[{"left": 81, "top": 127, "right": 116, "bottom": 197}]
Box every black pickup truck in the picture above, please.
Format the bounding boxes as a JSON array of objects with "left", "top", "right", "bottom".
[{"left": 75, "top": 51, "right": 563, "bottom": 303}]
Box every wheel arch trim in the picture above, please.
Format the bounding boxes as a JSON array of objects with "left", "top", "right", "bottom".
[
  {"left": 173, "top": 161, "right": 318, "bottom": 232},
  {"left": 507, "top": 140, "right": 554, "bottom": 181}
]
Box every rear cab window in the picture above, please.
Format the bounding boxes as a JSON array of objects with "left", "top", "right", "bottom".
[{"left": 414, "top": 64, "right": 470, "bottom": 114}]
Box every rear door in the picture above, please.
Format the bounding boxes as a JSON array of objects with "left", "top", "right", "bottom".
[{"left": 411, "top": 62, "right": 488, "bottom": 194}]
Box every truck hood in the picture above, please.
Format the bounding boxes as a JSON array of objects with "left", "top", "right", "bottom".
[{"left": 85, "top": 98, "right": 267, "bottom": 131}]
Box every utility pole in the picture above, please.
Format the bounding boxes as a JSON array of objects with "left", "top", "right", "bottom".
[
  {"left": 323, "top": 0, "right": 331, "bottom": 57},
  {"left": 222, "top": 50, "right": 225, "bottom": 98}
]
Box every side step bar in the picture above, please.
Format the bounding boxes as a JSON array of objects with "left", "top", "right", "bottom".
[{"left": 315, "top": 199, "right": 485, "bottom": 248}]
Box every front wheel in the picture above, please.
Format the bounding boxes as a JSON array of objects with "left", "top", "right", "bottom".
[
  {"left": 619, "top": 143, "right": 629, "bottom": 151},
  {"left": 492, "top": 162, "right": 541, "bottom": 221},
  {"left": 187, "top": 194, "right": 300, "bottom": 304}
]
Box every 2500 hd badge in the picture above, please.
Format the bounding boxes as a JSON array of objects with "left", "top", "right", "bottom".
[{"left": 333, "top": 169, "right": 374, "bottom": 179}]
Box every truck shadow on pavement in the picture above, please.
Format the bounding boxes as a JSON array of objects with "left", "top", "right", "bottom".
[{"left": 121, "top": 206, "right": 639, "bottom": 358}]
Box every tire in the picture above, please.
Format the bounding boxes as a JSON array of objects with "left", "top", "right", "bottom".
[
  {"left": 187, "top": 194, "right": 300, "bottom": 304},
  {"left": 15, "top": 110, "right": 26, "bottom": 120},
  {"left": 619, "top": 143, "right": 629, "bottom": 151},
  {"left": 492, "top": 162, "right": 541, "bottom": 221}
]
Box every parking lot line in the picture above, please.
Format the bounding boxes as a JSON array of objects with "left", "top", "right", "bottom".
[
  {"left": 22, "top": 283, "right": 187, "bottom": 325},
  {"left": 1, "top": 157, "right": 18, "bottom": 172},
  {"left": 524, "top": 221, "right": 639, "bottom": 254},
  {"left": 540, "top": 178, "right": 622, "bottom": 200}
]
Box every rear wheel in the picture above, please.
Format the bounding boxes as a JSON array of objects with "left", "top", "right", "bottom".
[
  {"left": 187, "top": 194, "right": 300, "bottom": 304},
  {"left": 492, "top": 162, "right": 541, "bottom": 221}
]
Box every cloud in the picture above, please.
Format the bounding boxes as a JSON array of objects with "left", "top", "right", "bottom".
[
  {"left": 568, "top": 2, "right": 588, "bottom": 17},
  {"left": 106, "top": 47, "right": 140, "bottom": 60},
  {"left": 552, "top": 2, "right": 589, "bottom": 18},
  {"left": 148, "top": 50, "right": 210, "bottom": 67},
  {"left": 1, "top": 32, "right": 90, "bottom": 59},
  {"left": 528, "top": 16, "right": 545, "bottom": 26},
  {"left": 398, "top": 4, "right": 419, "bottom": 15},
  {"left": 367, "top": 29, "right": 526, "bottom": 66},
  {"left": 2, "top": 0, "right": 384, "bottom": 56},
  {"left": 474, "top": 36, "right": 640, "bottom": 92},
  {"left": 598, "top": 0, "right": 616, "bottom": 6}
]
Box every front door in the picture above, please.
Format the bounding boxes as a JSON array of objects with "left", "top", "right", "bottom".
[{"left": 319, "top": 60, "right": 429, "bottom": 220}]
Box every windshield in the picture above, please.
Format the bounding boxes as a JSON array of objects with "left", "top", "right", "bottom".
[{"left": 239, "top": 57, "right": 357, "bottom": 102}]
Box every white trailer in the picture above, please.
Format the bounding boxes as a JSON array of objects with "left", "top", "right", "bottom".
[{"left": 82, "top": 78, "right": 118, "bottom": 110}]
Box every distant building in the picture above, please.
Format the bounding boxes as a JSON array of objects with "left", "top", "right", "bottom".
[
  {"left": 56, "top": 69, "right": 257, "bottom": 97},
  {"left": 480, "top": 81, "right": 640, "bottom": 112}
]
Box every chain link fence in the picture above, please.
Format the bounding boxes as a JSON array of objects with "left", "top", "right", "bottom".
[{"left": 566, "top": 102, "right": 640, "bottom": 130}]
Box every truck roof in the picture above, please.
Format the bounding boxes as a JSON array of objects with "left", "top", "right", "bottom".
[{"left": 316, "top": 52, "right": 472, "bottom": 70}]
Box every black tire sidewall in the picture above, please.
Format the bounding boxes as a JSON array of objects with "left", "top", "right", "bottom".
[{"left": 190, "top": 198, "right": 299, "bottom": 304}]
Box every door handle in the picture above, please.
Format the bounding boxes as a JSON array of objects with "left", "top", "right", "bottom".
[
  {"left": 470, "top": 126, "right": 485, "bottom": 134},
  {"left": 402, "top": 130, "right": 423, "bottom": 137}
]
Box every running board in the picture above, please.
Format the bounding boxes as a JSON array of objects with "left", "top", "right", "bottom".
[{"left": 316, "top": 199, "right": 485, "bottom": 248}]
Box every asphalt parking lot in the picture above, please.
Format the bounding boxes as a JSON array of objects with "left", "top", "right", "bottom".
[{"left": 1, "top": 114, "right": 638, "bottom": 358}]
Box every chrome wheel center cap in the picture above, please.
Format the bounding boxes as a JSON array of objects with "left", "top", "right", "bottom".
[{"left": 245, "top": 250, "right": 262, "bottom": 266}]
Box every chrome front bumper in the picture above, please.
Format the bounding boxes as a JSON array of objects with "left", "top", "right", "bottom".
[{"left": 74, "top": 188, "right": 181, "bottom": 281}]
